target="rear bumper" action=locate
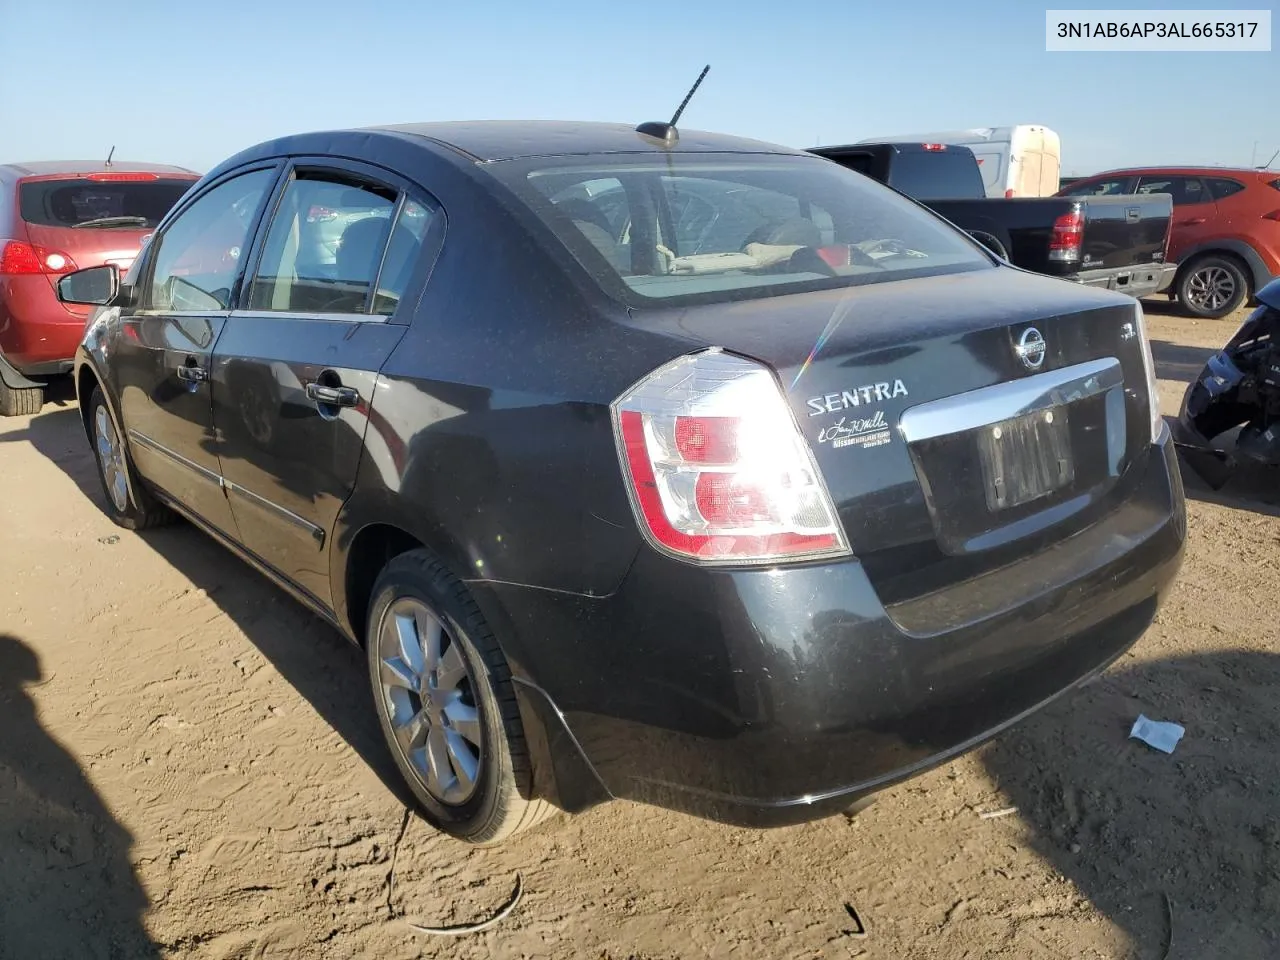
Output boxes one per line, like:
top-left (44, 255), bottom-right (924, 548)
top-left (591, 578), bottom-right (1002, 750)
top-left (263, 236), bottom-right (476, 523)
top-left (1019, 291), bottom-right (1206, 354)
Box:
top-left (0, 276), bottom-right (88, 373)
top-left (471, 430), bottom-right (1187, 826)
top-left (1074, 262), bottom-right (1177, 299)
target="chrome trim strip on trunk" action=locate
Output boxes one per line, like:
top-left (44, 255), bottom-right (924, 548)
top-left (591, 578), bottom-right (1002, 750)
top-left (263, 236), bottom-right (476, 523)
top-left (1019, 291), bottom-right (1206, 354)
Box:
top-left (224, 480), bottom-right (326, 547)
top-left (898, 357), bottom-right (1123, 443)
top-left (127, 430), bottom-right (222, 486)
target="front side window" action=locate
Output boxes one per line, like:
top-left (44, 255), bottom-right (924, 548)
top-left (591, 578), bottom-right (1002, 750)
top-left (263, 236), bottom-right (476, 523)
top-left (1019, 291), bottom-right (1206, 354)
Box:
top-left (1065, 177), bottom-right (1134, 197)
top-left (146, 169), bottom-right (274, 312)
top-left (490, 153), bottom-right (991, 306)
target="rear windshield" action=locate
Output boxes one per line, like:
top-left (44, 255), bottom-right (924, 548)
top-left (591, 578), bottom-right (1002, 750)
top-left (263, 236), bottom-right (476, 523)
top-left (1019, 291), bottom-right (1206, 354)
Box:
top-left (20, 178), bottom-right (194, 229)
top-left (489, 153), bottom-right (992, 307)
top-left (886, 151), bottom-right (985, 200)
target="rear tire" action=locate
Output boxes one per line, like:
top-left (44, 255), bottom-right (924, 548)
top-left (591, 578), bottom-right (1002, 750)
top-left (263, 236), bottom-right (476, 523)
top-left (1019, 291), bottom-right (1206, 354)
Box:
top-left (87, 386), bottom-right (175, 530)
top-left (0, 375), bottom-right (43, 417)
top-left (1177, 255), bottom-right (1249, 319)
top-left (366, 549), bottom-right (557, 845)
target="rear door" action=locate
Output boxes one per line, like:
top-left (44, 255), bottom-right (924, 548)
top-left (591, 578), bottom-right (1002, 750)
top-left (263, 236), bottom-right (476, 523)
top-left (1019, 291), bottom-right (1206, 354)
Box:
top-left (1135, 174), bottom-right (1218, 262)
top-left (114, 166), bottom-right (279, 537)
top-left (211, 160), bottom-right (439, 607)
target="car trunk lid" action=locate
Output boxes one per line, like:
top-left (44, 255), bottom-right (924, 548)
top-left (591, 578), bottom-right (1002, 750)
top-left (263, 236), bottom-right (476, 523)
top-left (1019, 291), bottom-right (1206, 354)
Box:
top-left (627, 268), bottom-right (1153, 603)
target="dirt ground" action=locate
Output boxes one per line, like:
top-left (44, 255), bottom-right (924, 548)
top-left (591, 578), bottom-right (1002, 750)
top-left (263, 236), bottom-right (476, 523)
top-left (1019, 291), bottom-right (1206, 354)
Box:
top-left (2, 301), bottom-right (1278, 960)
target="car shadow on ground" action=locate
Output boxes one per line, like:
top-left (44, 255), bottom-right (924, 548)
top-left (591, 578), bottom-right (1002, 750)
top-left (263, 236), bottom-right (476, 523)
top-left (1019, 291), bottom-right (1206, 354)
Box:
top-left (0, 633), bottom-right (160, 958)
top-left (1150, 338), bottom-right (1214, 385)
top-left (8, 401), bottom-right (417, 813)
top-left (982, 649), bottom-right (1280, 958)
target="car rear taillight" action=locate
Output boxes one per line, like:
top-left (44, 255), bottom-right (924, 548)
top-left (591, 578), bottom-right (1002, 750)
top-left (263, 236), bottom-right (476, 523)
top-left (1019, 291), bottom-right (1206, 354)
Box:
top-left (1005, 188), bottom-right (1016, 198)
top-left (922, 143), bottom-right (946, 151)
top-left (0, 240), bottom-right (78, 276)
top-left (86, 172), bottom-right (158, 182)
top-left (1048, 210), bottom-right (1084, 261)
top-left (612, 349), bottom-right (850, 565)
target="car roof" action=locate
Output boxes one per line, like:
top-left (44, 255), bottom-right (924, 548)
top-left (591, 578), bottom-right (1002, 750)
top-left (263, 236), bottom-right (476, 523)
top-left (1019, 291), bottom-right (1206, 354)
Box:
top-left (0, 160), bottom-right (199, 181)
top-left (1080, 166), bottom-right (1269, 178)
top-left (366, 120), bottom-right (806, 162)
top-left (814, 141), bottom-right (976, 154)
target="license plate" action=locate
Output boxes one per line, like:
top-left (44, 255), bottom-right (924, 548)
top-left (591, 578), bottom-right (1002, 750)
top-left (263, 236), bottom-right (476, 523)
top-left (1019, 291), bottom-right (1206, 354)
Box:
top-left (977, 406), bottom-right (1074, 511)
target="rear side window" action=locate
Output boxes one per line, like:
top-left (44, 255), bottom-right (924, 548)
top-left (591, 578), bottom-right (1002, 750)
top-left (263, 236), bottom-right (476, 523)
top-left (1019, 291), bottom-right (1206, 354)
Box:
top-left (1206, 177), bottom-right (1246, 200)
top-left (1136, 176), bottom-right (1209, 206)
top-left (19, 177), bottom-right (193, 229)
top-left (248, 173), bottom-right (433, 316)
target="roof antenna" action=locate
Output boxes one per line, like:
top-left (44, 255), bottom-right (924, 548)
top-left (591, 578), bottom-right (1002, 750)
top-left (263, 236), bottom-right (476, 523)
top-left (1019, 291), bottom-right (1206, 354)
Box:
top-left (105, 145), bottom-right (116, 168)
top-left (1260, 148), bottom-right (1280, 170)
top-left (636, 65), bottom-right (710, 147)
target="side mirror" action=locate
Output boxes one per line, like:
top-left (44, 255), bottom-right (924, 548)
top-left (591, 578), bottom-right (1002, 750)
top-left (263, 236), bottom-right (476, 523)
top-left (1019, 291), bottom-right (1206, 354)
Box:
top-left (57, 265), bottom-right (120, 306)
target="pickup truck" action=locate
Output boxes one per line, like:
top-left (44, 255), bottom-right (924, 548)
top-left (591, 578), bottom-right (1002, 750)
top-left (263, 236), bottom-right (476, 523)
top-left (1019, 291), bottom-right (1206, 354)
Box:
top-left (810, 141), bottom-right (1177, 299)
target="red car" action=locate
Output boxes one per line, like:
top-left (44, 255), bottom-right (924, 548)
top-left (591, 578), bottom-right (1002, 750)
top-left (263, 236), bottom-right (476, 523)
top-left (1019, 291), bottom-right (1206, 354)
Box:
top-left (1058, 166), bottom-right (1280, 319)
top-left (0, 161), bottom-right (198, 414)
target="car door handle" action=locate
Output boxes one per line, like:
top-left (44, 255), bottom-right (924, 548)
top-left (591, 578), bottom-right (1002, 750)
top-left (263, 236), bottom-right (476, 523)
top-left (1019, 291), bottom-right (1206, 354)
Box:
top-left (176, 363), bottom-right (208, 383)
top-left (305, 382), bottom-right (360, 407)
top-left (1178, 217), bottom-right (1206, 225)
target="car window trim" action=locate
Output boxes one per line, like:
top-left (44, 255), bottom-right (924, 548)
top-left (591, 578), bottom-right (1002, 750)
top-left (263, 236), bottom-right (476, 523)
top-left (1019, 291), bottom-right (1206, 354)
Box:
top-left (134, 162), bottom-right (284, 317)
top-left (238, 157), bottom-right (434, 324)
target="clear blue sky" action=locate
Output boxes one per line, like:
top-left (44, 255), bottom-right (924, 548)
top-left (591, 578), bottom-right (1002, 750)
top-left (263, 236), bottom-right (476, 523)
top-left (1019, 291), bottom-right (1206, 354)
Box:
top-left (1, 0), bottom-right (1274, 176)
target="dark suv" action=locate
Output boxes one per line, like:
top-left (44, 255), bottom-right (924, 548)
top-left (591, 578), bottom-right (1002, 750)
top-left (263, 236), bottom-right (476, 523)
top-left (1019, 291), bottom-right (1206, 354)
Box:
top-left (59, 122), bottom-right (1186, 845)
top-left (1059, 166), bottom-right (1280, 318)
top-left (0, 161), bottom-right (198, 414)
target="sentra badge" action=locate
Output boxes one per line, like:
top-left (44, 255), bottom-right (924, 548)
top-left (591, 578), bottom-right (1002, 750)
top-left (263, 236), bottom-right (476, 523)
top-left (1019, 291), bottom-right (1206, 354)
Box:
top-left (806, 380), bottom-right (907, 417)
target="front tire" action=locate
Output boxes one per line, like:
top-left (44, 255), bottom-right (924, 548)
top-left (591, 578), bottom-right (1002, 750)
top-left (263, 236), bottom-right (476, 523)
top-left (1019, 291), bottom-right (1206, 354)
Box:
top-left (366, 550), bottom-right (556, 845)
top-left (88, 386), bottom-right (175, 530)
top-left (1177, 255), bottom-right (1249, 319)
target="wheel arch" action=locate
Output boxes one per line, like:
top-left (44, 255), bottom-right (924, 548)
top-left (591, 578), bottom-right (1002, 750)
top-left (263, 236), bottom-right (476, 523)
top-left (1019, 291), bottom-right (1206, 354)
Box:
top-left (1174, 240), bottom-right (1269, 295)
top-left (338, 520), bottom-right (429, 646)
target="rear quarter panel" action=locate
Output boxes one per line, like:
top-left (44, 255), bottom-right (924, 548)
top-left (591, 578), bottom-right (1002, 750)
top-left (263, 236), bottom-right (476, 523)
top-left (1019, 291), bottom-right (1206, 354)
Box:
top-left (328, 152), bottom-right (702, 641)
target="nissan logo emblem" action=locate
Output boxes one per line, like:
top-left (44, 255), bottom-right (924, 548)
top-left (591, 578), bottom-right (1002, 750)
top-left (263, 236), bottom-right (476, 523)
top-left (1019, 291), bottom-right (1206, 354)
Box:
top-left (1016, 327), bottom-right (1047, 371)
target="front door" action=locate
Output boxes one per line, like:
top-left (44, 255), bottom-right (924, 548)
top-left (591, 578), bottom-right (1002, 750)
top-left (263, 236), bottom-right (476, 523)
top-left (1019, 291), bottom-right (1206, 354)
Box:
top-left (115, 167), bottom-right (278, 536)
top-left (211, 162), bottom-right (437, 606)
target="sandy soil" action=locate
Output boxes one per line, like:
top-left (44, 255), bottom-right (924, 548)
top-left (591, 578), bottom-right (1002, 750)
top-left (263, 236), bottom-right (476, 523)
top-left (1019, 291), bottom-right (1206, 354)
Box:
top-left (1, 301), bottom-right (1277, 960)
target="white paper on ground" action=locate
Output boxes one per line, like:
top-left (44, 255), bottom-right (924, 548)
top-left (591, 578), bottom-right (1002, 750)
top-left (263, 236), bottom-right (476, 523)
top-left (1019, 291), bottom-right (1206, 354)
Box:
top-left (1129, 714), bottom-right (1185, 754)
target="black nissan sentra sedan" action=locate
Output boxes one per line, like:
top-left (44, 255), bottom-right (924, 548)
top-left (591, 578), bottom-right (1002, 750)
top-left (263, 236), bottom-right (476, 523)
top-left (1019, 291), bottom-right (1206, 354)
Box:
top-left (57, 120), bottom-right (1186, 845)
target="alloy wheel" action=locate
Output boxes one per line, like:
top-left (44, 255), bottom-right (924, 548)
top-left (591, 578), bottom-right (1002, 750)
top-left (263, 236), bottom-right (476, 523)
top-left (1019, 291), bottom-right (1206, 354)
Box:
top-left (375, 598), bottom-right (483, 805)
top-left (1186, 265), bottom-right (1236, 314)
top-left (94, 405), bottom-right (129, 513)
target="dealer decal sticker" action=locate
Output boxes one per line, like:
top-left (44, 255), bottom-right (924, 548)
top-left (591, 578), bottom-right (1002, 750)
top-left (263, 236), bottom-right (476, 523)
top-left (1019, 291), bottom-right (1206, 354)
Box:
top-left (818, 410), bottom-right (892, 450)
